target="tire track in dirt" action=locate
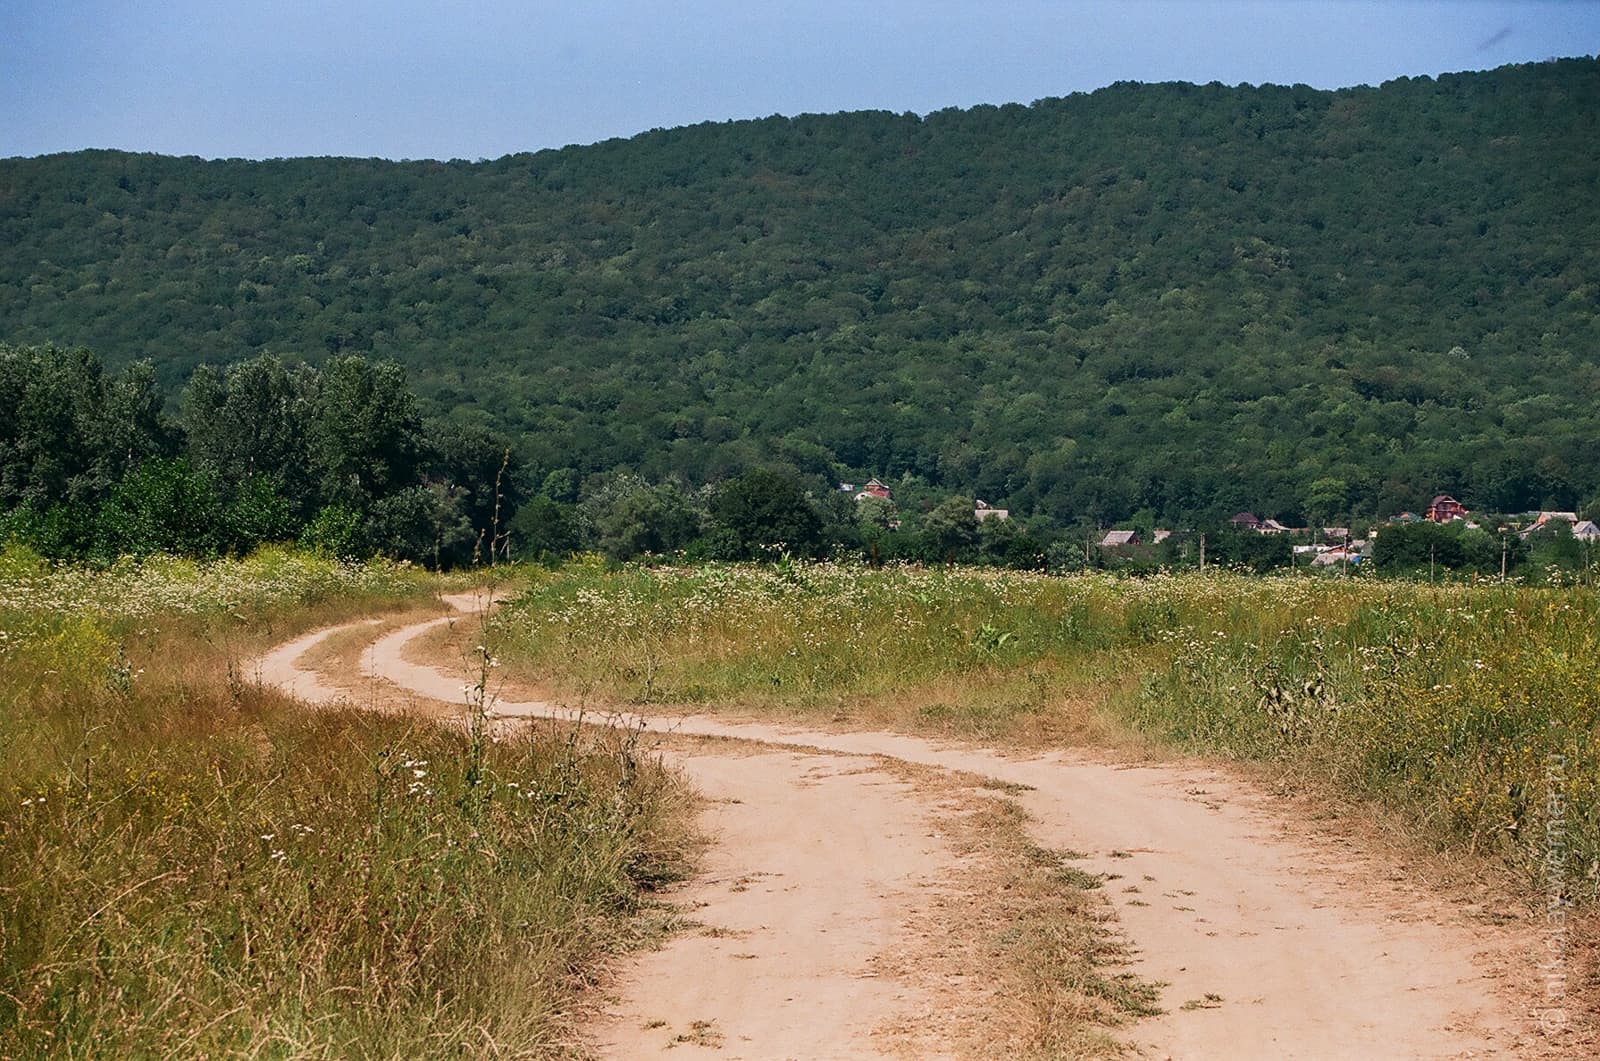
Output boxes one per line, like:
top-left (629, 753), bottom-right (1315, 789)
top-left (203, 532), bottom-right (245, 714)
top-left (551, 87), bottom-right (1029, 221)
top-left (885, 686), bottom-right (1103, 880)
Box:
top-left (257, 594), bottom-right (1540, 1060)
top-left (257, 602), bottom-right (977, 1060)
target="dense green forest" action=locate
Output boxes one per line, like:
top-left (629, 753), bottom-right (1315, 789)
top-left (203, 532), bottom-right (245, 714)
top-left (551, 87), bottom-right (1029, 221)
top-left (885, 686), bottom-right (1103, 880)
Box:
top-left (2, 58), bottom-right (1598, 526)
top-left (0, 345), bottom-right (516, 565)
top-left (4, 342), bottom-right (1595, 579)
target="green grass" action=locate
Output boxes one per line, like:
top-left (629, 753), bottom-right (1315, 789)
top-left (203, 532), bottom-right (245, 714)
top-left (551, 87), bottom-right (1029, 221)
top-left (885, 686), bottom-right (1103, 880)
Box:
top-left (493, 561), bottom-right (1600, 906)
top-left (0, 549), bottom-right (694, 1058)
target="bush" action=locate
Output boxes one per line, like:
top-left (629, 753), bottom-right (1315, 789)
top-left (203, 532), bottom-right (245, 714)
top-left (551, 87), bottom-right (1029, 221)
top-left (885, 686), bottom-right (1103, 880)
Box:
top-left (94, 458), bottom-right (225, 557)
top-left (710, 469), bottom-right (825, 559)
top-left (298, 504), bottom-right (364, 559)
top-left (222, 476), bottom-right (297, 552)
top-left (1372, 520), bottom-right (1523, 577)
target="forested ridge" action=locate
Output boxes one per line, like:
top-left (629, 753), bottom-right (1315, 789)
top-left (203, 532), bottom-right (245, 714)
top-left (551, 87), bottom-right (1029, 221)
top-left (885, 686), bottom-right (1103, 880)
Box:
top-left (3, 57), bottom-right (1598, 526)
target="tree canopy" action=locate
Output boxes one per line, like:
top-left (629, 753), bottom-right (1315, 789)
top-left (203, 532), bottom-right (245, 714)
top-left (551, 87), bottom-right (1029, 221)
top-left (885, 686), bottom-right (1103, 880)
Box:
top-left (2, 59), bottom-right (1598, 527)
top-left (0, 344), bottom-right (512, 564)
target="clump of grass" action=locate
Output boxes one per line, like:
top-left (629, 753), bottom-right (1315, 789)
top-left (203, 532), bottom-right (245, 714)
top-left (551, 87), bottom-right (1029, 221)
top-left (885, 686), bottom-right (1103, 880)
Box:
top-left (0, 552), bottom-right (693, 1057)
top-left (955, 799), bottom-right (1162, 1059)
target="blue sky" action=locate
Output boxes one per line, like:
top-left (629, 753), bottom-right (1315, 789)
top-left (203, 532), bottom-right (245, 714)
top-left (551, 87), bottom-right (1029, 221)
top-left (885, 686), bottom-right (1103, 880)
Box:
top-left (3, 1), bottom-right (1596, 160)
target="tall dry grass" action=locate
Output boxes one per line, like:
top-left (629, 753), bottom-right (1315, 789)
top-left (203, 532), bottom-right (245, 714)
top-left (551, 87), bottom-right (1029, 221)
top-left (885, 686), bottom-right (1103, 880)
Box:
top-left (0, 547), bottom-right (694, 1057)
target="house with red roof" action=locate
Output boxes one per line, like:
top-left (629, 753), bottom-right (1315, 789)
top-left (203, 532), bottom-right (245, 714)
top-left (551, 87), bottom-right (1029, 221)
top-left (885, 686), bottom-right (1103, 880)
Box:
top-left (1425, 495), bottom-right (1468, 522)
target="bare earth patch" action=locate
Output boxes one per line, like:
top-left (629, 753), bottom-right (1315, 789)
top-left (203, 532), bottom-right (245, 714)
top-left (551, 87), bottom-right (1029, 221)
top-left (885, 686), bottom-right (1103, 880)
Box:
top-left (589, 750), bottom-right (954, 1059)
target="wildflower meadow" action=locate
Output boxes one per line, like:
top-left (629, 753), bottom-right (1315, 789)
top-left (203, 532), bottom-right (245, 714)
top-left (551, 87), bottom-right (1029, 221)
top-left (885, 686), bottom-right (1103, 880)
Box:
top-left (494, 561), bottom-right (1600, 904)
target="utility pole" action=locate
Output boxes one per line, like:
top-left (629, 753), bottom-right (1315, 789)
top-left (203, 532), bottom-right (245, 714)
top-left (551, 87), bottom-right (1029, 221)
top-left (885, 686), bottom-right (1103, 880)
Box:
top-left (1199, 532), bottom-right (1206, 572)
top-left (1430, 544), bottom-right (1436, 583)
top-left (1500, 533), bottom-right (1508, 583)
top-left (1342, 533), bottom-right (1350, 579)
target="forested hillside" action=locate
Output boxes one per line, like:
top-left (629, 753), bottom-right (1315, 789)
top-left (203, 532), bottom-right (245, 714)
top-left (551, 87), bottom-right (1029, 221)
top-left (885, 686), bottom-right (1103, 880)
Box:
top-left (3, 58), bottom-right (1598, 524)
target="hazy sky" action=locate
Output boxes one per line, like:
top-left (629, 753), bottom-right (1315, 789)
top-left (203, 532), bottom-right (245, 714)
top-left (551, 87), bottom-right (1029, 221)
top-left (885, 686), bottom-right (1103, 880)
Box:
top-left (3, 1), bottom-right (1596, 160)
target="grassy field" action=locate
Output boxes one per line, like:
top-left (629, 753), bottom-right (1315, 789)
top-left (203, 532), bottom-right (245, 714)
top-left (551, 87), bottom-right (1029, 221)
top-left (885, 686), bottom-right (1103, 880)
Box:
top-left (492, 561), bottom-right (1600, 907)
top-left (0, 547), bottom-right (694, 1058)
top-left (13, 550), bottom-right (1596, 1052)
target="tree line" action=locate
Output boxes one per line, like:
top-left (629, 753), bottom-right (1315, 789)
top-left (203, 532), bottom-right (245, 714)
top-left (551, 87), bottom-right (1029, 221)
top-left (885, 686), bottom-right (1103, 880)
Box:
top-left (0, 342), bottom-right (1281, 570)
top-left (0, 344), bottom-right (511, 564)
top-left (4, 342), bottom-right (1595, 583)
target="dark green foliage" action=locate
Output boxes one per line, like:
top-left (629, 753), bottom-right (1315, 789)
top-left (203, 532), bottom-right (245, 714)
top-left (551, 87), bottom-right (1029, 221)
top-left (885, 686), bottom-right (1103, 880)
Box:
top-left (309, 356), bottom-right (426, 510)
top-left (1045, 538), bottom-right (1090, 574)
top-left (426, 422), bottom-right (519, 544)
top-left (0, 344), bottom-right (507, 565)
top-left (1202, 527), bottom-right (1295, 574)
top-left (977, 517), bottom-right (1047, 571)
top-left (223, 476), bottom-right (297, 549)
top-left (578, 475), bottom-right (702, 561)
top-left (920, 497), bottom-right (981, 563)
top-left (95, 457), bottom-right (223, 557)
top-left (814, 490), bottom-right (864, 558)
top-left (3, 60), bottom-right (1598, 526)
top-left (1370, 520), bottom-right (1523, 576)
top-left (183, 355), bottom-right (316, 515)
top-left (709, 469), bottom-right (825, 559)
top-left (0, 345), bottom-right (170, 508)
top-left (540, 469), bottom-right (581, 505)
top-left (1523, 522), bottom-right (1591, 575)
top-left (508, 495), bottom-right (582, 560)
top-left (363, 485), bottom-right (472, 564)
top-left (0, 502), bottom-right (97, 560)
top-left (298, 504), bottom-right (364, 559)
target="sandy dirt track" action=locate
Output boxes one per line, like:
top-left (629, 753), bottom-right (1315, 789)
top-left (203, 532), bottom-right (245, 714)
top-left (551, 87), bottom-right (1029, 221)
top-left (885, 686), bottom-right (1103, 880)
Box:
top-left (593, 752), bottom-right (963, 1060)
top-left (254, 593), bottom-right (1541, 1060)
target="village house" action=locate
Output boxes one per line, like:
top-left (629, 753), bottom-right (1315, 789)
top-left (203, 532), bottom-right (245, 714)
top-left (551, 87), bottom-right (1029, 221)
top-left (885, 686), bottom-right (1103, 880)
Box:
top-left (1230, 512), bottom-right (1263, 531)
top-left (1099, 529), bottom-right (1139, 548)
top-left (855, 478), bottom-right (892, 501)
top-left (1575, 520), bottom-right (1600, 542)
top-left (1519, 510), bottom-right (1579, 539)
top-left (973, 500), bottom-right (1009, 522)
top-left (1426, 495), bottom-right (1468, 522)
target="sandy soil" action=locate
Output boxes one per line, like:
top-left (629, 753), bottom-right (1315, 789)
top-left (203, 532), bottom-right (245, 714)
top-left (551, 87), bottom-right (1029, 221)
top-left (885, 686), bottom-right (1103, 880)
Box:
top-left (251, 592), bottom-right (1550, 1060)
top-left (251, 616), bottom-right (382, 703)
top-left (592, 752), bottom-right (961, 1060)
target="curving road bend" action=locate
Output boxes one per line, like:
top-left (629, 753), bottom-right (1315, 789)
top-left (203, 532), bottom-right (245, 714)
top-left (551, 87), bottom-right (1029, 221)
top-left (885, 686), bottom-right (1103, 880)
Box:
top-left (253, 592), bottom-right (1538, 1060)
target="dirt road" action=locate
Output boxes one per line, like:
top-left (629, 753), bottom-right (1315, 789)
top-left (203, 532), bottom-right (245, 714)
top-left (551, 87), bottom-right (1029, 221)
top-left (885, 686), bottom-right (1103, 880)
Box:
top-left (253, 594), bottom-right (1540, 1059)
